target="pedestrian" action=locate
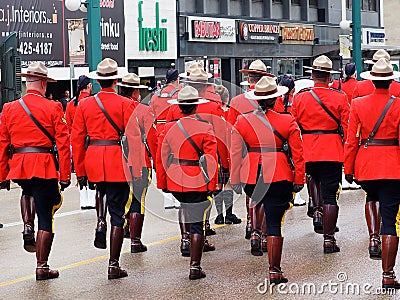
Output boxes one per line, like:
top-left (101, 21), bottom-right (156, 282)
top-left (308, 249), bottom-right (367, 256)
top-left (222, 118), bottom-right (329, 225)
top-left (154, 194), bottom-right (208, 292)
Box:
top-left (331, 63), bottom-right (358, 104)
top-left (0, 61), bottom-right (71, 280)
top-left (345, 59), bottom-right (400, 275)
top-left (149, 68), bottom-right (181, 210)
top-left (230, 76), bottom-right (305, 284)
top-left (352, 49), bottom-right (400, 99)
top-left (71, 58), bottom-right (144, 279)
top-left (156, 85), bottom-right (218, 280)
top-left (66, 75), bottom-right (96, 209)
top-left (59, 90), bottom-right (71, 113)
top-left (118, 73), bottom-right (156, 253)
top-left (227, 59), bottom-right (275, 253)
top-left (292, 55), bottom-right (349, 253)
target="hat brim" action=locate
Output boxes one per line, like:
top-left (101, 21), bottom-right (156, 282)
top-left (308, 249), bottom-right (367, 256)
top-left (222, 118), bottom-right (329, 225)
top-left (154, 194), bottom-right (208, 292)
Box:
top-left (87, 70), bottom-right (124, 80)
top-left (294, 79), bottom-right (314, 95)
top-left (17, 73), bottom-right (57, 82)
top-left (303, 66), bottom-right (340, 74)
top-left (245, 86), bottom-right (289, 100)
top-left (117, 83), bottom-right (148, 89)
top-left (167, 98), bottom-right (209, 105)
top-left (239, 69), bottom-right (272, 76)
top-left (179, 72), bottom-right (213, 79)
top-left (360, 71), bottom-right (400, 81)
top-left (240, 81), bottom-right (250, 86)
top-left (365, 59), bottom-right (398, 65)
top-left (184, 80), bottom-right (215, 85)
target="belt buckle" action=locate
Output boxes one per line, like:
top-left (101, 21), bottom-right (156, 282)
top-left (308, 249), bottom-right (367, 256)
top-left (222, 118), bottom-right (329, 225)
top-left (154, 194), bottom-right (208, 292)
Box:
top-left (364, 140), bottom-right (369, 148)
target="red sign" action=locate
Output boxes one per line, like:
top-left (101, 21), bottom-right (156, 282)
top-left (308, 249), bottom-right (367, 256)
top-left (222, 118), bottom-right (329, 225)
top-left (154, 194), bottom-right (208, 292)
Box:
top-left (192, 20), bottom-right (221, 39)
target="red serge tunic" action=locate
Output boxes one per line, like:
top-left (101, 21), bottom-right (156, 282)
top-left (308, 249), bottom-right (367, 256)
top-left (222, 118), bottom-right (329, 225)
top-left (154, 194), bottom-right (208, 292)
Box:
top-left (227, 90), bottom-right (256, 125)
top-left (230, 109), bottom-right (305, 185)
top-left (344, 89), bottom-right (400, 180)
top-left (352, 80), bottom-right (400, 99)
top-left (292, 84), bottom-right (349, 163)
top-left (156, 115), bottom-right (218, 192)
top-left (65, 91), bottom-right (90, 134)
top-left (331, 78), bottom-right (358, 104)
top-left (274, 94), bottom-right (293, 113)
top-left (71, 89), bottom-right (143, 182)
top-left (0, 90), bottom-right (71, 181)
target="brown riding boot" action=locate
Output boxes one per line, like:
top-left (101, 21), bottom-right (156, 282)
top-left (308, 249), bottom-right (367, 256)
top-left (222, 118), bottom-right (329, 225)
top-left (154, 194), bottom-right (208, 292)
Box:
top-left (382, 235), bottom-right (400, 289)
top-left (130, 213), bottom-right (147, 253)
top-left (250, 202), bottom-right (264, 256)
top-left (323, 204), bottom-right (340, 254)
top-left (36, 230), bottom-right (59, 280)
top-left (245, 195), bottom-right (252, 239)
top-left (21, 195), bottom-right (36, 253)
top-left (306, 175), bottom-right (314, 218)
top-left (203, 238), bottom-right (215, 252)
top-left (267, 236), bottom-right (288, 284)
top-left (94, 189), bottom-right (107, 249)
top-left (179, 208), bottom-right (190, 257)
top-left (261, 214), bottom-right (268, 252)
top-left (189, 234), bottom-right (206, 280)
top-left (123, 216), bottom-right (130, 239)
top-left (108, 226), bottom-right (128, 280)
top-left (309, 177), bottom-right (323, 233)
top-left (365, 201), bottom-right (382, 260)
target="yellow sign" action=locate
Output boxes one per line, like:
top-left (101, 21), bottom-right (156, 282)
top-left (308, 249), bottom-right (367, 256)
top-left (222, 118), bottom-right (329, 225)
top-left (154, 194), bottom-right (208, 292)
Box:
top-left (280, 23), bottom-right (314, 45)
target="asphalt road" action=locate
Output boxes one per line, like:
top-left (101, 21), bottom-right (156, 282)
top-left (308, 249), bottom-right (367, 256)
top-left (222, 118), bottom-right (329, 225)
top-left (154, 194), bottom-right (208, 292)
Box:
top-left (0, 177), bottom-right (399, 300)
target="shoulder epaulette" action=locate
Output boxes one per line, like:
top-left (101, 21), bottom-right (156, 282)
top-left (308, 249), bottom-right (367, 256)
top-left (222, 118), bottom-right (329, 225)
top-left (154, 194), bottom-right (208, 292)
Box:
top-left (329, 88), bottom-right (346, 95)
top-left (297, 87), bottom-right (313, 94)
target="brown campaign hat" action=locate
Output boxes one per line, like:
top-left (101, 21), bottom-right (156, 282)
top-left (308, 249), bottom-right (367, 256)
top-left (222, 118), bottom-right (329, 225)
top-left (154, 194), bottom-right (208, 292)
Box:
top-left (168, 86), bottom-right (209, 105)
top-left (117, 73), bottom-right (147, 88)
top-left (179, 62), bottom-right (212, 79)
top-left (360, 58), bottom-right (400, 81)
top-left (184, 68), bottom-right (214, 85)
top-left (364, 49), bottom-right (390, 65)
top-left (87, 58), bottom-right (124, 80)
top-left (303, 55), bottom-right (340, 74)
top-left (17, 61), bottom-right (56, 82)
top-left (239, 59), bottom-right (275, 77)
top-left (245, 76), bottom-right (288, 100)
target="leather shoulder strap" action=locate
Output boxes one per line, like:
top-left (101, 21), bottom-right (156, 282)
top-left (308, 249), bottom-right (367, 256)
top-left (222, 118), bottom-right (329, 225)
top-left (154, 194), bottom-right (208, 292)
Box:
top-left (309, 90), bottom-right (341, 125)
top-left (368, 96), bottom-right (396, 139)
top-left (19, 98), bottom-right (55, 144)
top-left (252, 111), bottom-right (286, 142)
top-left (94, 94), bottom-right (123, 135)
top-left (177, 120), bottom-right (203, 156)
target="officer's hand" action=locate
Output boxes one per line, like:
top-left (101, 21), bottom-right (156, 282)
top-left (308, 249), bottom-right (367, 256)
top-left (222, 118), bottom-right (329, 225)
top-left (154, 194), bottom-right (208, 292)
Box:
top-left (231, 183), bottom-right (242, 195)
top-left (77, 176), bottom-right (88, 189)
top-left (345, 174), bottom-right (354, 184)
top-left (293, 184), bottom-right (304, 193)
top-left (0, 180), bottom-right (10, 191)
top-left (60, 180), bottom-right (71, 191)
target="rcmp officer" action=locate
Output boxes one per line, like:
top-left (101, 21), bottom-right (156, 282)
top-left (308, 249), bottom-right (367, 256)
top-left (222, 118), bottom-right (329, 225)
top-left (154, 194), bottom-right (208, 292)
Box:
top-left (149, 68), bottom-right (181, 209)
top-left (118, 73), bottom-right (156, 253)
top-left (71, 58), bottom-right (144, 279)
top-left (0, 61), bottom-right (71, 280)
top-left (156, 85), bottom-right (218, 280)
top-left (230, 76), bottom-right (305, 284)
top-left (352, 50), bottom-right (400, 99)
top-left (344, 59), bottom-right (400, 289)
top-left (292, 55), bottom-right (349, 253)
top-left (227, 59), bottom-right (275, 253)
top-left (331, 63), bottom-right (358, 104)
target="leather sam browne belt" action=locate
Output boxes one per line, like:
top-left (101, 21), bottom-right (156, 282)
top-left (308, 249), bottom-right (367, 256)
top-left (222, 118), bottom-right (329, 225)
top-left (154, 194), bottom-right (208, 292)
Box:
top-left (248, 147), bottom-right (284, 152)
top-left (360, 138), bottom-right (398, 147)
top-left (89, 140), bottom-right (120, 146)
top-left (171, 158), bottom-right (199, 166)
top-left (13, 147), bottom-right (53, 154)
top-left (301, 129), bottom-right (340, 134)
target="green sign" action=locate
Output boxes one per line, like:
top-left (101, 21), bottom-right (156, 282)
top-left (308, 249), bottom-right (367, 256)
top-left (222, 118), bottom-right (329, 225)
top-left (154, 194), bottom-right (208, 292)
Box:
top-left (138, 1), bottom-right (167, 52)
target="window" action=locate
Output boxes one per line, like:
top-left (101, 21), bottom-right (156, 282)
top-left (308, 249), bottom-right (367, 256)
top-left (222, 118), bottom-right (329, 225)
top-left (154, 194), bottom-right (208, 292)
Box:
top-left (291, 0), bottom-right (301, 5)
top-left (251, 0), bottom-right (263, 17)
top-left (346, 0), bottom-right (352, 9)
top-left (272, 0), bottom-right (282, 3)
top-left (309, 0), bottom-right (318, 7)
top-left (230, 0), bottom-right (242, 15)
top-left (362, 0), bottom-right (377, 11)
top-left (205, 0), bottom-right (219, 14)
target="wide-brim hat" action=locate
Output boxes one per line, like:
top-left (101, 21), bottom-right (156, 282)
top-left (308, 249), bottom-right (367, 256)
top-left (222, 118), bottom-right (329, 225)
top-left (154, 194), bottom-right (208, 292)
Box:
top-left (117, 73), bottom-right (147, 88)
top-left (17, 61), bottom-right (56, 82)
top-left (88, 58), bottom-right (123, 80)
top-left (184, 68), bottom-right (214, 85)
top-left (167, 85), bottom-right (209, 105)
top-left (360, 58), bottom-right (400, 81)
top-left (365, 49), bottom-right (391, 65)
top-left (294, 79), bottom-right (314, 95)
top-left (179, 62), bottom-right (213, 79)
top-left (303, 55), bottom-right (340, 74)
top-left (245, 76), bottom-right (288, 100)
top-left (240, 60), bottom-right (274, 76)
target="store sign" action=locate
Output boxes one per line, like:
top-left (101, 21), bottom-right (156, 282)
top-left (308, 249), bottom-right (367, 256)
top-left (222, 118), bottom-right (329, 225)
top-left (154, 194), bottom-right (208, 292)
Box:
top-left (280, 23), bottom-right (314, 45)
top-left (126, 0), bottom-right (176, 59)
top-left (238, 20), bottom-right (279, 43)
top-left (187, 16), bottom-right (235, 43)
top-left (362, 28), bottom-right (385, 46)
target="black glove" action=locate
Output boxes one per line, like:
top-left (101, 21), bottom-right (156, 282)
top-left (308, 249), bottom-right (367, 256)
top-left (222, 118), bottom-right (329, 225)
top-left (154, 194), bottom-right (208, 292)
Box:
top-left (231, 183), bottom-right (242, 195)
top-left (345, 174), bottom-right (354, 184)
top-left (293, 184), bottom-right (304, 193)
top-left (60, 180), bottom-right (71, 191)
top-left (0, 180), bottom-right (10, 191)
top-left (77, 176), bottom-right (88, 189)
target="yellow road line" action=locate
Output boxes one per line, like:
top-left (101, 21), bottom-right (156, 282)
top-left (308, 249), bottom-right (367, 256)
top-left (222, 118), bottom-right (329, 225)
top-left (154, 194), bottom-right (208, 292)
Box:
top-left (0, 219), bottom-right (245, 288)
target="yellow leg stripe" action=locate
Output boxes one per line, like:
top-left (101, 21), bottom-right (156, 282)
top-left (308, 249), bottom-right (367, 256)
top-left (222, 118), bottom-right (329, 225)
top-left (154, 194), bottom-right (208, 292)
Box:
top-left (364, 192), bottom-right (368, 204)
top-left (52, 185), bottom-right (64, 233)
top-left (124, 184), bottom-right (134, 228)
top-left (280, 202), bottom-right (293, 236)
top-left (203, 195), bottom-right (213, 235)
top-left (395, 204), bottom-right (400, 237)
top-left (140, 168), bottom-right (152, 215)
top-left (335, 182), bottom-right (342, 205)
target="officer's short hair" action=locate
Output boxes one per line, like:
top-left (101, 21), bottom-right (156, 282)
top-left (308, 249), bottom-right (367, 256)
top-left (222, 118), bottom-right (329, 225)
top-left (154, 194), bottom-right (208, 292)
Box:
top-left (311, 70), bottom-right (330, 81)
top-left (98, 79), bottom-right (115, 88)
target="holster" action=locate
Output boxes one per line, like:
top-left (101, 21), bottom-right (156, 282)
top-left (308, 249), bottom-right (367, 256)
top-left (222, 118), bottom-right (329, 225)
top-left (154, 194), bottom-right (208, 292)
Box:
top-left (121, 134), bottom-right (129, 162)
top-left (282, 141), bottom-right (295, 170)
top-left (52, 143), bottom-right (60, 171)
top-left (199, 155), bottom-right (210, 184)
top-left (8, 144), bottom-right (15, 159)
top-left (84, 135), bottom-right (90, 150)
top-left (166, 153), bottom-right (174, 168)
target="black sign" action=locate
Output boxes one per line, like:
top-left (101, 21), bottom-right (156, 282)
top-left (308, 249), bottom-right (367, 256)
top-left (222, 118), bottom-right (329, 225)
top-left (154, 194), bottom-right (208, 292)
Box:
top-left (0, 0), bottom-right (125, 68)
top-left (238, 20), bottom-right (279, 44)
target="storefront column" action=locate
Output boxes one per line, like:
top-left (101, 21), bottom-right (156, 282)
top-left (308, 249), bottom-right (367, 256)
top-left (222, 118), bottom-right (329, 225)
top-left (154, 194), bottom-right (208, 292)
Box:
top-left (300, 0), bottom-right (309, 21)
top-left (263, 0), bottom-right (272, 18)
top-left (283, 0), bottom-right (291, 20)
